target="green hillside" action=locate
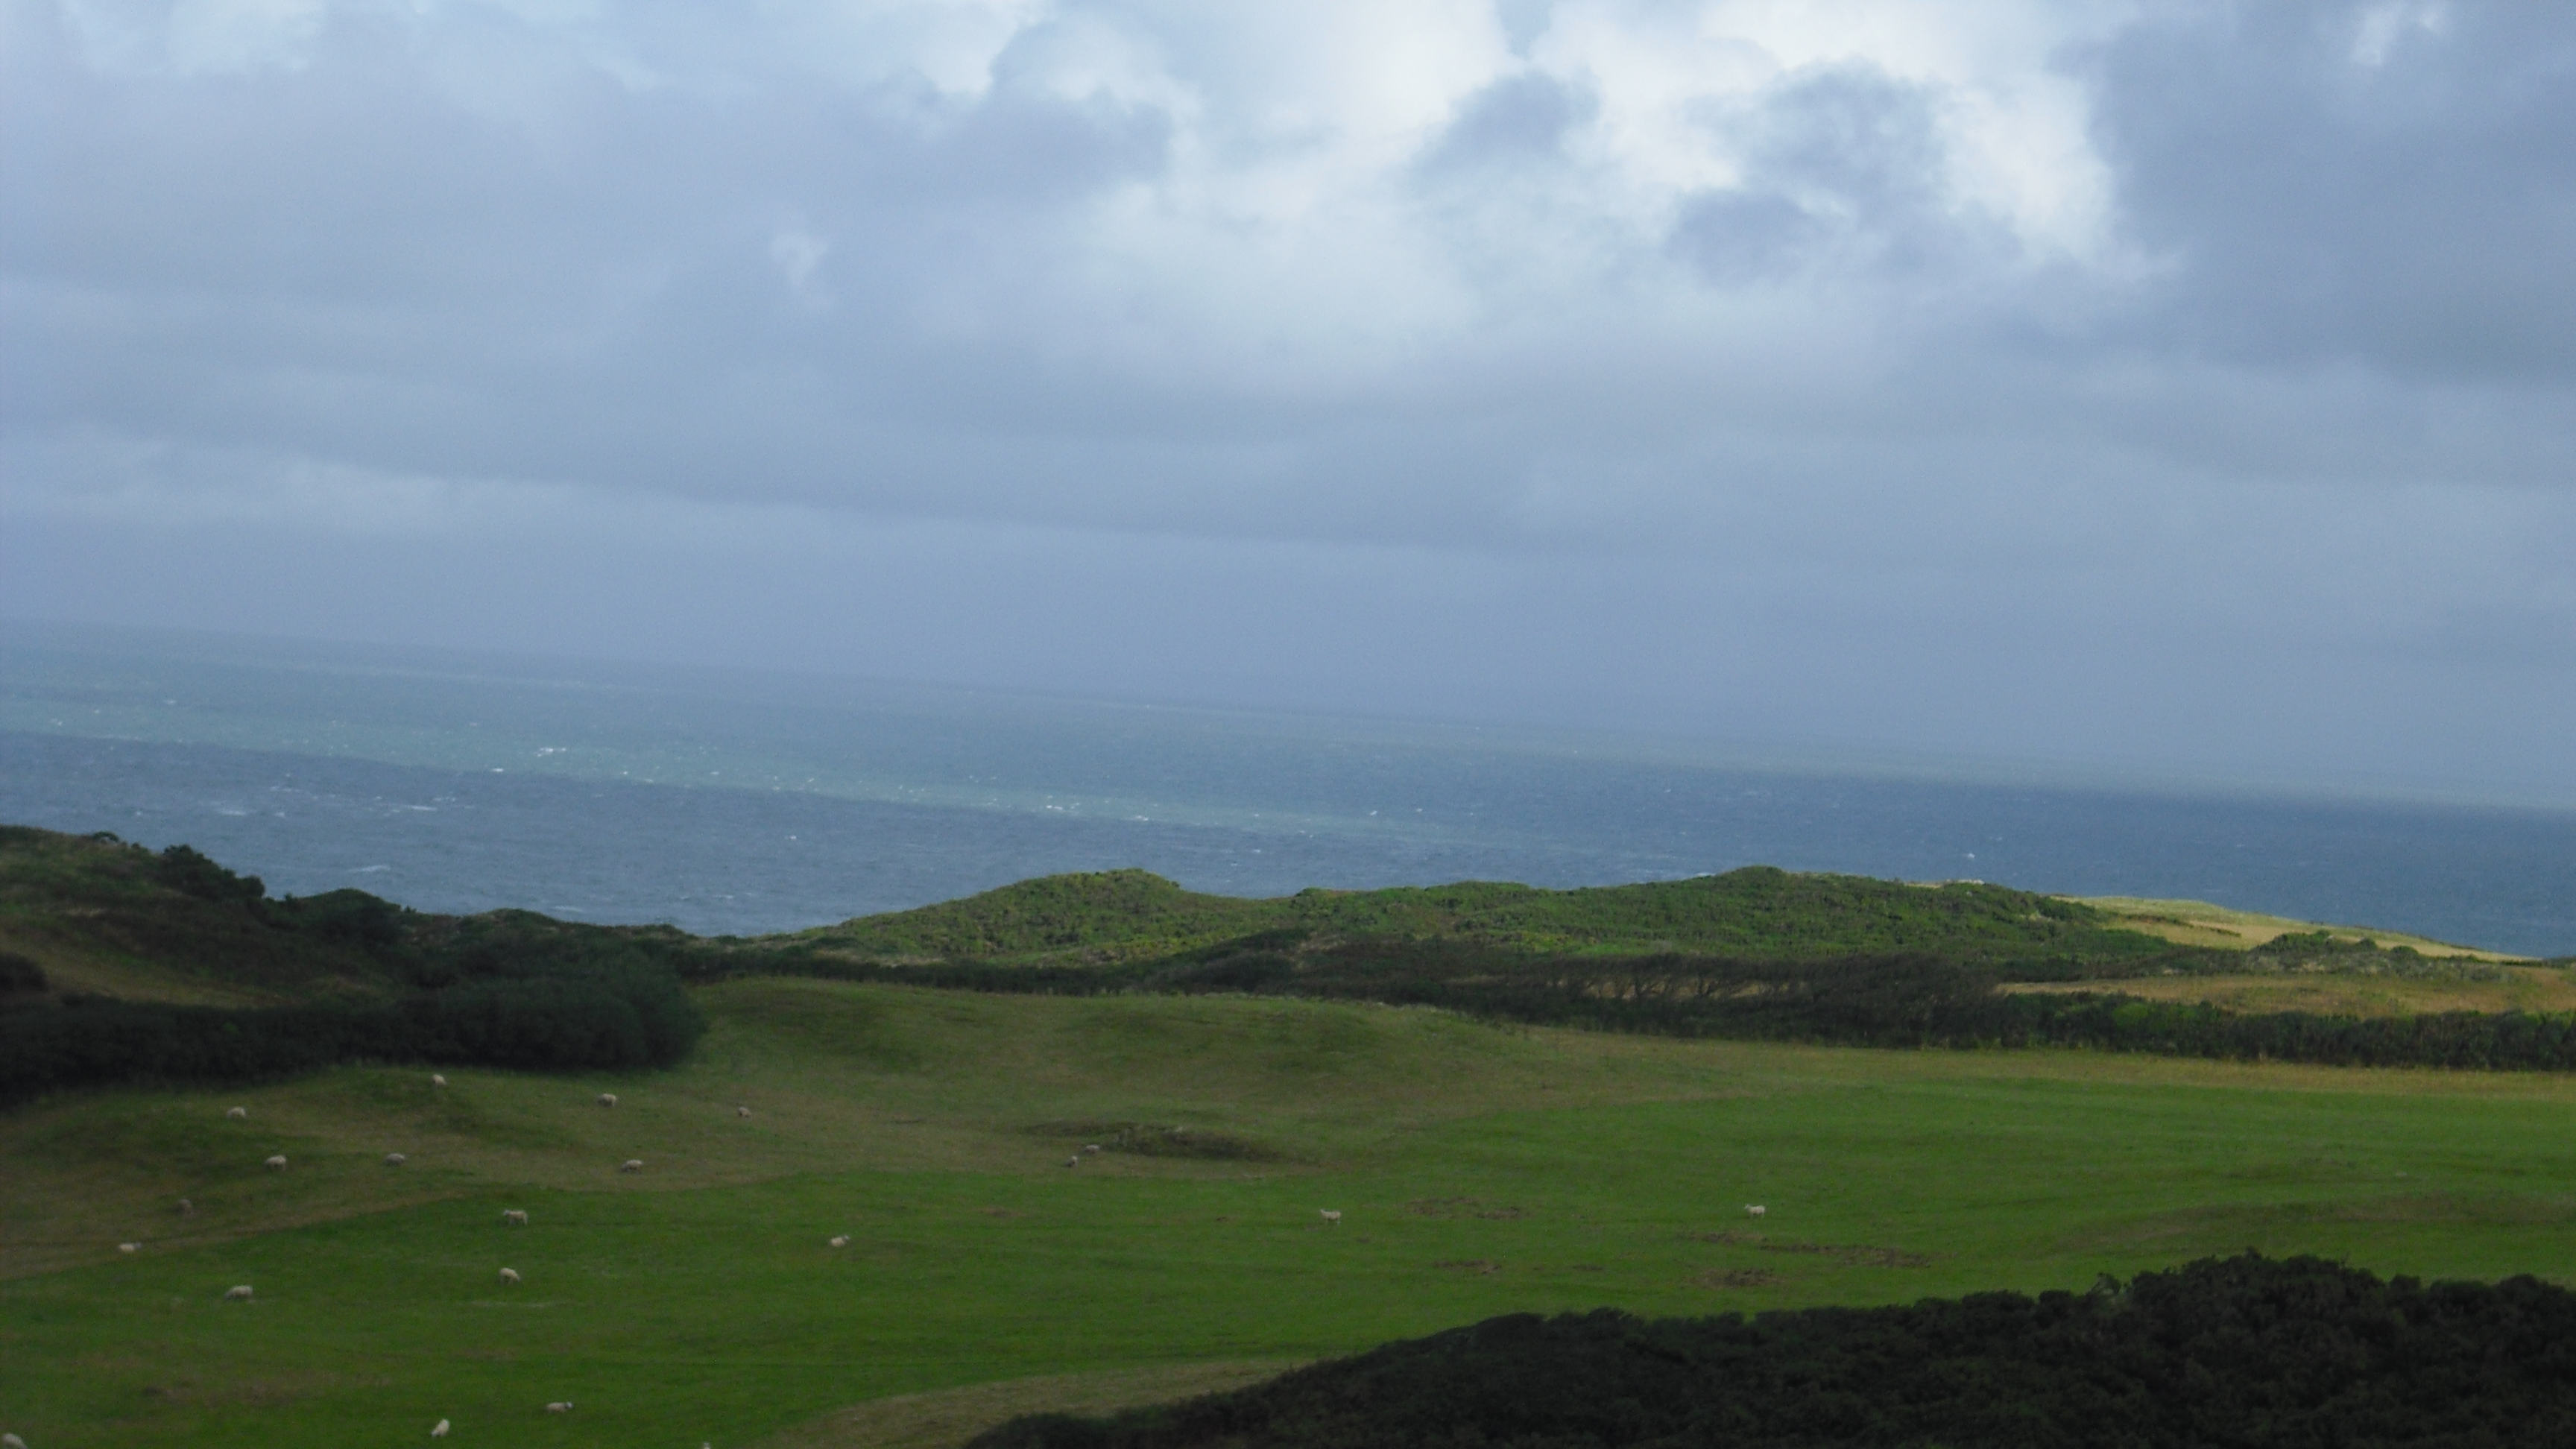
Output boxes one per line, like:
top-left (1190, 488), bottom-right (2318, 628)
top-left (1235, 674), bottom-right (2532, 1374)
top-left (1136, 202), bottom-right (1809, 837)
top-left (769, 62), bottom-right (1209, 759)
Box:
top-left (786, 865), bottom-right (2171, 967)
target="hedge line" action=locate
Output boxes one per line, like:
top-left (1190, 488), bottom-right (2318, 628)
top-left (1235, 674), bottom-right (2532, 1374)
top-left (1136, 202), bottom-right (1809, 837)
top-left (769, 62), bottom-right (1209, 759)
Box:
top-left (0, 968), bottom-right (702, 1106)
top-left (757, 940), bottom-right (2576, 1073)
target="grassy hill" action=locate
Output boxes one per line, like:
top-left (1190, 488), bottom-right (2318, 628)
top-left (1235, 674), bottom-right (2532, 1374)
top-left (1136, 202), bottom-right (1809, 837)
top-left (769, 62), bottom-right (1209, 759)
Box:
top-left (784, 866), bottom-right (2176, 967)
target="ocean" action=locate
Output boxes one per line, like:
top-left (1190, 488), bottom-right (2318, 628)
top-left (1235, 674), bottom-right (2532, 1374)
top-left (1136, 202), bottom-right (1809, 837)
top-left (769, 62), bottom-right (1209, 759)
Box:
top-left (4, 623), bottom-right (2570, 956)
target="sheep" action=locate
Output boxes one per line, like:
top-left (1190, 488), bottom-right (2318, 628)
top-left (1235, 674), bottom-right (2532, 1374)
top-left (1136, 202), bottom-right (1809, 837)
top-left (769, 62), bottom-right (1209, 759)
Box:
top-left (432, 1419), bottom-right (449, 1438)
top-left (1083, 1143), bottom-right (1101, 1154)
top-left (828, 1235), bottom-right (850, 1248)
top-left (1319, 1210), bottom-right (1342, 1225)
top-left (265, 1155), bottom-right (288, 1171)
top-left (224, 1285), bottom-right (254, 1301)
top-left (619, 1159), bottom-right (644, 1173)
top-left (546, 1401), bottom-right (574, 1414)
top-left (4, 1433), bottom-right (26, 1449)
top-left (1064, 1156), bottom-right (1080, 1169)
top-left (177, 1198), bottom-right (195, 1217)
top-left (499, 1268), bottom-right (521, 1285)
top-left (119, 1242), bottom-right (140, 1253)
top-left (226, 1106), bottom-right (247, 1120)
top-left (502, 1209), bottom-right (528, 1226)
top-left (1745, 1205), bottom-right (1767, 1218)
top-left (736, 1105), bottom-right (752, 1119)
top-left (596, 1093), bottom-right (617, 1108)
top-left (432, 1074), bottom-right (448, 1088)
top-left (385, 1152), bottom-right (408, 1167)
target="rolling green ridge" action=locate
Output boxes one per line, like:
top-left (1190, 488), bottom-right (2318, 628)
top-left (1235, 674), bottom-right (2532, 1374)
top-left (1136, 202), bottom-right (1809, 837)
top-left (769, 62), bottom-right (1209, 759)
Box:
top-left (780, 866), bottom-right (2172, 968)
top-left (7, 824), bottom-right (2569, 1108)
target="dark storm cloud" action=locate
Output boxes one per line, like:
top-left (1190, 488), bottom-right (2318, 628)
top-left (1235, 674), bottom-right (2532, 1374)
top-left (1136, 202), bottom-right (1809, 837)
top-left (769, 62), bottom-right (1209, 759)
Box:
top-left (2087, 1), bottom-right (2576, 379)
top-left (1667, 63), bottom-right (2010, 283)
top-left (1418, 72), bottom-right (1593, 172)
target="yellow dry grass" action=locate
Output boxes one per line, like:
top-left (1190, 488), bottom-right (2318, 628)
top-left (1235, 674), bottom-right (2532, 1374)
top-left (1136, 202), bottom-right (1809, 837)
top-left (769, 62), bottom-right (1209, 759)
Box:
top-left (2004, 966), bottom-right (2576, 1017)
top-left (2075, 897), bottom-right (2521, 960)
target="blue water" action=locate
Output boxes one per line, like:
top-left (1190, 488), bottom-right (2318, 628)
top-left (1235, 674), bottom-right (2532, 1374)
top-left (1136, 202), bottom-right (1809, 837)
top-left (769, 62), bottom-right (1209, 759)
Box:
top-left (4, 624), bottom-right (2571, 955)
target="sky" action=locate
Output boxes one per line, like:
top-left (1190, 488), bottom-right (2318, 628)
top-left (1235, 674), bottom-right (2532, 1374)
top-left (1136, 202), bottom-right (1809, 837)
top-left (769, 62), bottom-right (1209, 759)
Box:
top-left (3, 0), bottom-right (2572, 804)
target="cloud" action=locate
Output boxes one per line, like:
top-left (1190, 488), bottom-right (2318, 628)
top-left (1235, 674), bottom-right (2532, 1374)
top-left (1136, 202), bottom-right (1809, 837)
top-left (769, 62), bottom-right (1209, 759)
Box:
top-left (2085, 0), bottom-right (2576, 380)
top-left (1, 0), bottom-right (2571, 797)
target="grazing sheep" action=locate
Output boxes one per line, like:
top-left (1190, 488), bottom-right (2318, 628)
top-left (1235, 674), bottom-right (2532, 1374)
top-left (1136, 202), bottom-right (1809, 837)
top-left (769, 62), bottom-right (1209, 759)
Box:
top-left (546, 1401), bottom-right (574, 1414)
top-left (1745, 1205), bottom-right (1767, 1218)
top-left (225, 1285), bottom-right (254, 1301)
top-left (1083, 1143), bottom-right (1101, 1154)
top-left (4, 1433), bottom-right (27, 1449)
top-left (432, 1419), bottom-right (449, 1438)
top-left (177, 1198), bottom-right (195, 1217)
top-left (265, 1155), bottom-right (288, 1171)
top-left (619, 1159), bottom-right (643, 1173)
top-left (119, 1242), bottom-right (140, 1253)
top-left (432, 1074), bottom-right (447, 1088)
top-left (1064, 1156), bottom-right (1080, 1169)
top-left (499, 1268), bottom-right (521, 1285)
top-left (1319, 1210), bottom-right (1342, 1225)
top-left (596, 1093), bottom-right (617, 1108)
top-left (736, 1105), bottom-right (751, 1119)
top-left (385, 1152), bottom-right (407, 1167)
top-left (828, 1235), bottom-right (850, 1248)
top-left (502, 1209), bottom-right (528, 1226)
top-left (226, 1106), bottom-right (247, 1120)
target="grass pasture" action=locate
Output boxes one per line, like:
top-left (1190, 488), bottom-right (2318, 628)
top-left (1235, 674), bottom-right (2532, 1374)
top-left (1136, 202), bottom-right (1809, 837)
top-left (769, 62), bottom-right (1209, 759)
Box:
top-left (6, 980), bottom-right (2576, 1448)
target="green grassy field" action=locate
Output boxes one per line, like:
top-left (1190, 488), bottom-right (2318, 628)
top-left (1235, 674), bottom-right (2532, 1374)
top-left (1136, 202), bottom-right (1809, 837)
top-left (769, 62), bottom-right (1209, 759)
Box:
top-left (7, 979), bottom-right (2575, 1448)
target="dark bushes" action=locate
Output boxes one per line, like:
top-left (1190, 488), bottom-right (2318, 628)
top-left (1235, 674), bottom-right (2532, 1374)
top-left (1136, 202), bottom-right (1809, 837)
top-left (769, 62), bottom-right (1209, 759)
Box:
top-left (0, 966), bottom-right (701, 1105)
top-left (0, 950), bottom-right (45, 995)
top-left (976, 1254), bottom-right (2576, 1448)
top-left (780, 938), bottom-right (2576, 1073)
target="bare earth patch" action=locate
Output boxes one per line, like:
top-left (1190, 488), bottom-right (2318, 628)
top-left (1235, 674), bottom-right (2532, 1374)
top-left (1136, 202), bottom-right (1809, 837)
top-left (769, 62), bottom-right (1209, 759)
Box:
top-left (752, 1360), bottom-right (1301, 1449)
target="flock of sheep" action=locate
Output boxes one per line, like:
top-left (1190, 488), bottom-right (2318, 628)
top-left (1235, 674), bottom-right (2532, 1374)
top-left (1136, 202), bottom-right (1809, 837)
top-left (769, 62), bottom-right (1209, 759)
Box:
top-left (36, 1078), bottom-right (1778, 1446)
top-left (157, 1076), bottom-right (774, 1436)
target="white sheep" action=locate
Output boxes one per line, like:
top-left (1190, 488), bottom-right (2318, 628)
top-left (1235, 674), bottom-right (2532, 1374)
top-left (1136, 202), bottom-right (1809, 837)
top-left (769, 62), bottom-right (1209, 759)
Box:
top-left (227, 1106), bottom-right (247, 1120)
top-left (502, 1209), bottom-right (528, 1226)
top-left (119, 1242), bottom-right (139, 1253)
top-left (177, 1198), bottom-right (195, 1217)
top-left (4, 1432), bottom-right (28, 1449)
top-left (1064, 1156), bottom-right (1080, 1169)
top-left (499, 1268), bottom-right (521, 1285)
top-left (596, 1093), bottom-right (617, 1108)
top-left (432, 1419), bottom-right (449, 1438)
top-left (828, 1235), bottom-right (850, 1248)
top-left (619, 1159), bottom-right (643, 1173)
top-left (1083, 1143), bottom-right (1101, 1154)
top-left (385, 1152), bottom-right (408, 1167)
top-left (265, 1155), bottom-right (288, 1171)
top-left (1319, 1210), bottom-right (1342, 1225)
top-left (432, 1074), bottom-right (448, 1088)
top-left (1745, 1205), bottom-right (1767, 1218)
top-left (225, 1285), bottom-right (254, 1301)
top-left (546, 1401), bottom-right (574, 1414)
top-left (736, 1105), bottom-right (751, 1119)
